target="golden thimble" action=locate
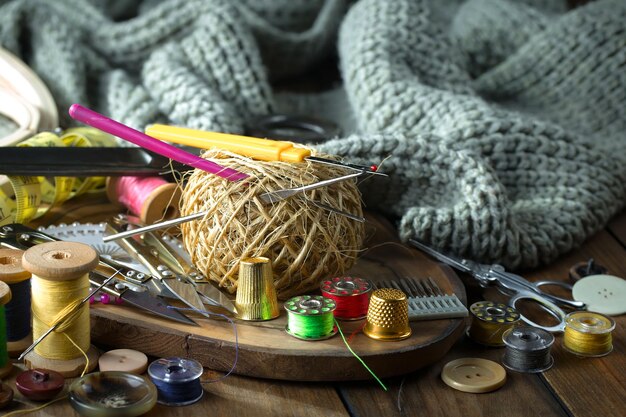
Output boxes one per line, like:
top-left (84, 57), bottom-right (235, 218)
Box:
top-left (363, 288), bottom-right (412, 341)
top-left (235, 257), bottom-right (280, 321)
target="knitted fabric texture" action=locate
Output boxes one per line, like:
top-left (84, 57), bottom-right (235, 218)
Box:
top-left (0, 0), bottom-right (624, 269)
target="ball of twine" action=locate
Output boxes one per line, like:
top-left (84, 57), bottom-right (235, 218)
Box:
top-left (180, 149), bottom-right (365, 300)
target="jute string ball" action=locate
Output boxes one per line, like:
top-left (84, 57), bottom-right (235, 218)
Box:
top-left (180, 149), bottom-right (365, 300)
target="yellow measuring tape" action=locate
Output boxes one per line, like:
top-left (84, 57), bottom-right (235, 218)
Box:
top-left (0, 127), bottom-right (117, 225)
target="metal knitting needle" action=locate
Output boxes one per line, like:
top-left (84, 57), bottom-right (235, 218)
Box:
top-left (103, 211), bottom-right (208, 242)
top-left (18, 269), bottom-right (120, 361)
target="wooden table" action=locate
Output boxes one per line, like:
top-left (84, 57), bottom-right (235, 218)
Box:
top-left (3, 194), bottom-right (625, 417)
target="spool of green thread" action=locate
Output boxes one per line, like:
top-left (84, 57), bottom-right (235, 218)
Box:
top-left (0, 281), bottom-right (14, 378)
top-left (284, 295), bottom-right (337, 340)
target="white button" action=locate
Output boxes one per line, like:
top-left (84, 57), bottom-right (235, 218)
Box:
top-left (572, 275), bottom-right (626, 316)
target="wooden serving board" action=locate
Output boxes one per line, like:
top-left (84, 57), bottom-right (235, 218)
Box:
top-left (89, 214), bottom-right (468, 382)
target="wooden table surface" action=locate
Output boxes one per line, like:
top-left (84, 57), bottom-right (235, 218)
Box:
top-left (2, 194), bottom-right (625, 417)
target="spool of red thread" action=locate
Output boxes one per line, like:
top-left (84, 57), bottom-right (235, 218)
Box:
top-left (106, 176), bottom-right (181, 225)
top-left (320, 276), bottom-right (372, 320)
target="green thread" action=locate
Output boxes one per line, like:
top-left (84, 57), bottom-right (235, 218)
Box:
top-left (335, 319), bottom-right (387, 391)
top-left (287, 312), bottom-right (334, 339)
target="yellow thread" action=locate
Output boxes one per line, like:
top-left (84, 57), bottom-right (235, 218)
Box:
top-left (31, 274), bottom-right (90, 360)
top-left (563, 311), bottom-right (615, 357)
top-left (468, 301), bottom-right (520, 346)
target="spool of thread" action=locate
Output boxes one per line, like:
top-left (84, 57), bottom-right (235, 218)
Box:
top-left (468, 301), bottom-right (520, 347)
top-left (502, 326), bottom-right (554, 373)
top-left (0, 281), bottom-right (14, 378)
top-left (22, 241), bottom-right (100, 377)
top-left (148, 357), bottom-right (204, 406)
top-left (284, 295), bottom-right (337, 340)
top-left (320, 276), bottom-right (372, 320)
top-left (0, 248), bottom-right (32, 357)
top-left (563, 311), bottom-right (615, 357)
top-left (106, 176), bottom-right (181, 225)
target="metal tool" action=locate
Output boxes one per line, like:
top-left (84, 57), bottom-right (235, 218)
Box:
top-left (18, 269), bottom-right (120, 361)
top-left (105, 220), bottom-right (209, 318)
top-left (0, 147), bottom-right (193, 176)
top-left (0, 223), bottom-right (198, 326)
top-left (375, 277), bottom-right (468, 321)
top-left (408, 239), bottom-right (585, 332)
top-left (257, 169), bottom-right (365, 204)
top-left (145, 124), bottom-right (381, 221)
top-left (145, 124), bottom-right (386, 176)
top-left (115, 214), bottom-right (238, 315)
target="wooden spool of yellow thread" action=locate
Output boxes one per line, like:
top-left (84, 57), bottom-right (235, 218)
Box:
top-left (0, 248), bottom-right (32, 357)
top-left (563, 311), bottom-right (615, 357)
top-left (0, 281), bottom-right (14, 378)
top-left (22, 241), bottom-right (100, 377)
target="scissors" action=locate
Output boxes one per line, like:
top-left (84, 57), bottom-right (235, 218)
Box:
top-left (0, 223), bottom-right (198, 326)
top-left (409, 239), bottom-right (586, 332)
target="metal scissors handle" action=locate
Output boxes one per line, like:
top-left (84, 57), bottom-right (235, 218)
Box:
top-left (408, 239), bottom-right (585, 332)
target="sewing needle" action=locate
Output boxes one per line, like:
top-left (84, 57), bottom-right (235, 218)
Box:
top-left (18, 269), bottom-right (121, 361)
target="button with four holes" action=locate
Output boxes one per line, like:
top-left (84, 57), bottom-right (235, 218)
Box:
top-left (572, 275), bottom-right (626, 316)
top-left (441, 358), bottom-right (506, 393)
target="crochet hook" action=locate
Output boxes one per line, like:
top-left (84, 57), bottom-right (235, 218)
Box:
top-left (68, 104), bottom-right (248, 181)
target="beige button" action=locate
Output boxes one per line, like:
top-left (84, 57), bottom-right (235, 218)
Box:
top-left (441, 358), bottom-right (506, 393)
top-left (573, 275), bottom-right (626, 316)
top-left (98, 349), bottom-right (148, 374)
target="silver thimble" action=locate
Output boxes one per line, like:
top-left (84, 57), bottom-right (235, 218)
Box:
top-left (363, 288), bottom-right (412, 341)
top-left (235, 257), bottom-right (279, 321)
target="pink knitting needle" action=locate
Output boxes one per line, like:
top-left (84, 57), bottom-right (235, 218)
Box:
top-left (68, 104), bottom-right (248, 181)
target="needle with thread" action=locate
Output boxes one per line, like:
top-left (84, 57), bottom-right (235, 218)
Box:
top-left (18, 269), bottom-right (121, 361)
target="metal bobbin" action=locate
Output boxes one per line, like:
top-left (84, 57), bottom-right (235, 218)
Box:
top-left (563, 311), bottom-right (615, 357)
top-left (502, 326), bottom-right (554, 373)
top-left (284, 295), bottom-right (337, 341)
top-left (468, 301), bottom-right (520, 347)
top-left (320, 276), bottom-right (372, 320)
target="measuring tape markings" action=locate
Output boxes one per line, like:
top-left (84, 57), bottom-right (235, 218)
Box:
top-left (0, 128), bottom-right (117, 225)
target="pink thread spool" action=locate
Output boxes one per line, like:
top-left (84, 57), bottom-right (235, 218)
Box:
top-left (106, 176), bottom-right (181, 225)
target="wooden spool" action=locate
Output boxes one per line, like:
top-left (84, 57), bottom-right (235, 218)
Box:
top-left (0, 281), bottom-right (14, 378)
top-left (106, 177), bottom-right (181, 225)
top-left (21, 241), bottom-right (100, 377)
top-left (0, 248), bottom-right (32, 357)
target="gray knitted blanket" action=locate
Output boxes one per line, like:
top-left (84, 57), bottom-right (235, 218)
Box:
top-left (1, 0), bottom-right (624, 269)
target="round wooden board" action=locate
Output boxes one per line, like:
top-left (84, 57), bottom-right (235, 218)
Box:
top-left (90, 214), bottom-right (468, 381)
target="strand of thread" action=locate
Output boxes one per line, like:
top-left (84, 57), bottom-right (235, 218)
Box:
top-left (563, 312), bottom-right (615, 357)
top-left (4, 279), bottom-right (31, 341)
top-left (31, 274), bottom-right (90, 360)
top-left (286, 312), bottom-right (335, 339)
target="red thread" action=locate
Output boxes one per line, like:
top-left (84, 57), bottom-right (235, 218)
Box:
top-left (114, 176), bottom-right (169, 217)
top-left (320, 277), bottom-right (372, 320)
